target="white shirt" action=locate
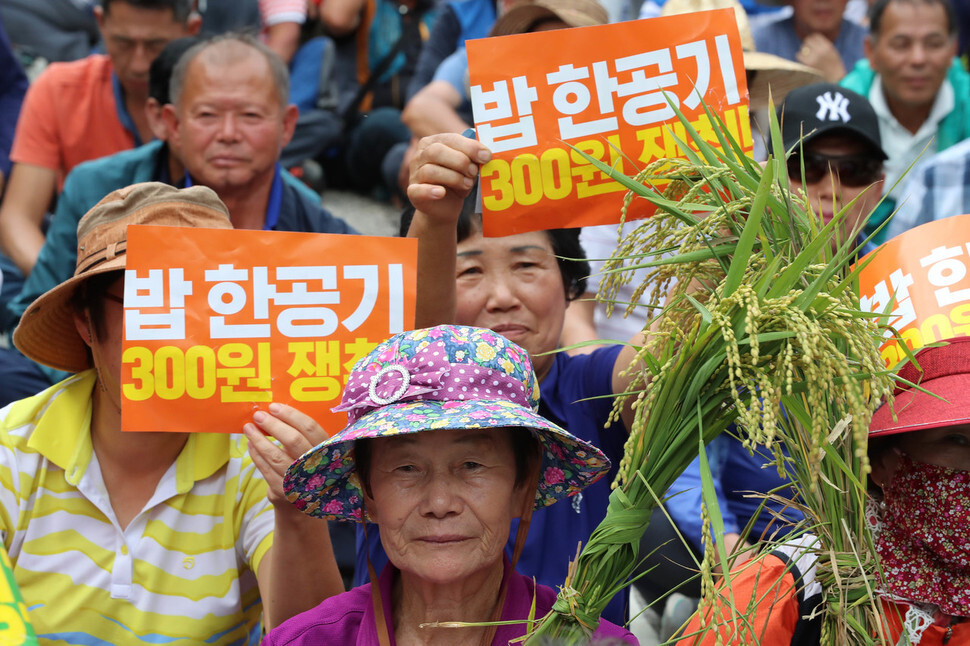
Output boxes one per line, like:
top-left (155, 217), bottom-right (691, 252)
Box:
top-left (869, 76), bottom-right (954, 205)
top-left (580, 222), bottom-right (675, 342)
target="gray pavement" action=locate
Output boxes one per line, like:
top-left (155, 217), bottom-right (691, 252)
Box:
top-left (321, 189), bottom-right (401, 238)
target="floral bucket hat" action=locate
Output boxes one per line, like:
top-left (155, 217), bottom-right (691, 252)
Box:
top-left (284, 324), bottom-right (611, 522)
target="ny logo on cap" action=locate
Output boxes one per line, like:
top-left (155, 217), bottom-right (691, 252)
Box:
top-left (815, 91), bottom-right (851, 123)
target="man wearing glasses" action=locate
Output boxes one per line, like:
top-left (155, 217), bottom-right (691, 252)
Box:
top-left (777, 82), bottom-right (887, 253)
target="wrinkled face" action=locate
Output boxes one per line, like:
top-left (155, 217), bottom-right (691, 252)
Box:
top-left (791, 0), bottom-right (849, 37)
top-left (97, 2), bottom-right (194, 99)
top-left (166, 45), bottom-right (297, 194)
top-left (455, 231), bottom-right (567, 381)
top-left (871, 424), bottom-right (970, 488)
top-left (365, 429), bottom-right (526, 585)
top-left (787, 134), bottom-right (883, 245)
top-left (866, 1), bottom-right (956, 111)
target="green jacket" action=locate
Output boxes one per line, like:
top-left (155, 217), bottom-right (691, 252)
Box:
top-left (840, 58), bottom-right (970, 242)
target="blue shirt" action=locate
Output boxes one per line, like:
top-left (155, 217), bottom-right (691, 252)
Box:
top-left (886, 136), bottom-right (970, 239)
top-left (753, 16), bottom-right (867, 71)
top-left (432, 48), bottom-right (474, 125)
top-left (185, 164), bottom-right (284, 231)
top-left (355, 344), bottom-right (630, 625)
top-left (665, 432), bottom-right (804, 553)
top-left (0, 14), bottom-right (27, 178)
top-left (111, 74), bottom-right (143, 148)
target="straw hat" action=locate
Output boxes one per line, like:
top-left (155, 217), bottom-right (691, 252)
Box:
top-left (284, 325), bottom-right (611, 522)
top-left (491, 0), bottom-right (609, 37)
top-left (14, 182), bottom-right (232, 374)
top-left (661, 0), bottom-right (824, 110)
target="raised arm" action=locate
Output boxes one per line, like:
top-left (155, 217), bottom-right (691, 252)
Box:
top-left (318, 0), bottom-right (365, 37)
top-left (406, 133), bottom-right (491, 329)
top-left (245, 404), bottom-right (344, 628)
top-left (263, 21), bottom-right (302, 64)
top-left (0, 163), bottom-right (57, 276)
top-left (402, 80), bottom-right (469, 140)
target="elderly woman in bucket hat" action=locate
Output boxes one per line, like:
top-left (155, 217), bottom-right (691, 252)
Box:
top-left (3, 182), bottom-right (344, 643)
top-left (264, 325), bottom-right (637, 645)
top-left (674, 337), bottom-right (970, 645)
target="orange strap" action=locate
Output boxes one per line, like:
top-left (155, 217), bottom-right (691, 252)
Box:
top-left (363, 520), bottom-right (393, 646)
top-left (510, 465), bottom-right (541, 571)
top-left (354, 0), bottom-right (377, 113)
top-left (366, 454), bottom-right (542, 646)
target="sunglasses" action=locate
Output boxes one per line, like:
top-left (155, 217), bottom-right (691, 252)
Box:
top-left (786, 153), bottom-right (882, 188)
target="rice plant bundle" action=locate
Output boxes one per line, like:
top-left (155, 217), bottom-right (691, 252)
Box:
top-left (523, 105), bottom-right (895, 644)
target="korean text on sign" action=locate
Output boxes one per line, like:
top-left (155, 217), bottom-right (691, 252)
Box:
top-left (858, 213), bottom-right (970, 367)
top-left (467, 8), bottom-right (751, 236)
top-left (122, 226), bottom-right (417, 434)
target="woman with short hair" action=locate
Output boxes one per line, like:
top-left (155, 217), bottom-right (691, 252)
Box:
top-left (263, 325), bottom-right (638, 645)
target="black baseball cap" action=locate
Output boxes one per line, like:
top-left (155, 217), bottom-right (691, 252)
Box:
top-left (775, 82), bottom-right (887, 160)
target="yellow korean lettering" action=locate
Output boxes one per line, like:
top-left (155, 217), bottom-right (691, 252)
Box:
top-left (539, 148), bottom-right (571, 201)
top-left (288, 341), bottom-right (341, 402)
top-left (635, 125), bottom-right (666, 163)
top-left (570, 139), bottom-right (605, 175)
top-left (481, 159), bottom-right (515, 211)
top-left (185, 345), bottom-right (217, 399)
top-left (251, 343), bottom-right (272, 400)
top-left (154, 346), bottom-right (185, 400)
top-left (510, 154), bottom-right (542, 206)
top-left (569, 139), bottom-right (624, 198)
top-left (122, 346), bottom-right (155, 401)
top-left (343, 338), bottom-right (378, 372)
top-left (216, 343), bottom-right (272, 403)
top-left (722, 106), bottom-right (752, 149)
top-left (690, 113), bottom-right (717, 148)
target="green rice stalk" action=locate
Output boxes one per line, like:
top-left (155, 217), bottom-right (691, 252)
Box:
top-left (524, 102), bottom-right (894, 643)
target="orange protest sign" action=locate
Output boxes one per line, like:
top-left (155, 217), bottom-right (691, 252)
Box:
top-left (467, 9), bottom-right (751, 236)
top-left (859, 213), bottom-right (970, 368)
top-left (121, 226), bottom-right (417, 434)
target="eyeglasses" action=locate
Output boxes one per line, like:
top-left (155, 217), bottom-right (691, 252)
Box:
top-left (786, 152), bottom-right (882, 188)
top-left (103, 291), bottom-right (125, 306)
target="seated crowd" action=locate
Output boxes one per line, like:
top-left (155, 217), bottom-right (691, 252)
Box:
top-left (0, 0), bottom-right (967, 645)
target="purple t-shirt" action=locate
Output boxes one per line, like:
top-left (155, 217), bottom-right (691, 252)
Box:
top-left (263, 559), bottom-right (638, 645)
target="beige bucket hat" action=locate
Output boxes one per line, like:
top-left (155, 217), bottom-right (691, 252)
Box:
top-left (491, 0), bottom-right (609, 36)
top-left (14, 182), bottom-right (232, 373)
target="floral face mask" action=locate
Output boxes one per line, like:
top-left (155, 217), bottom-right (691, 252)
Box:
top-left (875, 453), bottom-right (970, 616)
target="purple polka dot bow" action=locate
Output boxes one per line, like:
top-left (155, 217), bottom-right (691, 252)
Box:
top-left (332, 337), bottom-right (532, 424)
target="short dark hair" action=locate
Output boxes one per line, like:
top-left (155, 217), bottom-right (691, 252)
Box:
top-left (398, 180), bottom-right (590, 301)
top-left (169, 32), bottom-right (290, 109)
top-left (149, 36), bottom-right (199, 103)
top-left (71, 270), bottom-right (125, 345)
top-left (101, 0), bottom-right (195, 23)
top-left (869, 0), bottom-right (956, 37)
top-left (354, 428), bottom-right (540, 499)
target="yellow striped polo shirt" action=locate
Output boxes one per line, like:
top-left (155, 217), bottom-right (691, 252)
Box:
top-left (0, 371), bottom-right (274, 645)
